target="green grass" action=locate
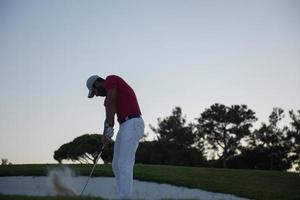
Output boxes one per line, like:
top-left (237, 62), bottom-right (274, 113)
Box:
top-left (0, 195), bottom-right (103, 200)
top-left (135, 165), bottom-right (300, 200)
top-left (1, 164), bottom-right (300, 200)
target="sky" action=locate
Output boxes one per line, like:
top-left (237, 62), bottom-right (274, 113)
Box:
top-left (0, 0), bottom-right (299, 164)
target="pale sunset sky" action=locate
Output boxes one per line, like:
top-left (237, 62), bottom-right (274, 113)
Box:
top-left (0, 0), bottom-right (299, 164)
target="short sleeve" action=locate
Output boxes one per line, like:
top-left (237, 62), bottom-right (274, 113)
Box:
top-left (104, 75), bottom-right (118, 90)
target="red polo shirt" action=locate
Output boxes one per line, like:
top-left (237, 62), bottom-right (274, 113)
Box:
top-left (104, 75), bottom-right (141, 122)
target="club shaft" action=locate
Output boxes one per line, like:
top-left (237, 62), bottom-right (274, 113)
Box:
top-left (80, 145), bottom-right (105, 195)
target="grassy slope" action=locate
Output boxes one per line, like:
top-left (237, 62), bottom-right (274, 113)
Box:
top-left (0, 164), bottom-right (300, 200)
top-left (0, 195), bottom-right (103, 200)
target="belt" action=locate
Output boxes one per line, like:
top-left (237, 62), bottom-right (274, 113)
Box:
top-left (119, 115), bottom-right (141, 124)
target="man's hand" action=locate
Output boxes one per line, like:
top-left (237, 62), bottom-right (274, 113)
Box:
top-left (104, 126), bottom-right (114, 138)
top-left (102, 122), bottom-right (114, 144)
top-left (103, 119), bottom-right (114, 138)
top-left (102, 134), bottom-right (113, 144)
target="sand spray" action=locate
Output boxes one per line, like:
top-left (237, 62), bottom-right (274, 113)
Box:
top-left (47, 166), bottom-right (78, 196)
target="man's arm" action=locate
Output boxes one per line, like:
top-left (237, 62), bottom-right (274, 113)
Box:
top-left (105, 87), bottom-right (117, 127)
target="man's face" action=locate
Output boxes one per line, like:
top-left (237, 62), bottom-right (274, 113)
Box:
top-left (93, 81), bottom-right (106, 97)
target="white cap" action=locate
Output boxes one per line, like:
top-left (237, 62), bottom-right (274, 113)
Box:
top-left (86, 75), bottom-right (100, 98)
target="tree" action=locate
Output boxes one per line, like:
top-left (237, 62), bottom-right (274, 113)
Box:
top-left (196, 103), bottom-right (257, 168)
top-left (254, 108), bottom-right (286, 148)
top-left (53, 134), bottom-right (113, 164)
top-left (287, 110), bottom-right (300, 171)
top-left (135, 140), bottom-right (205, 166)
top-left (1, 159), bottom-right (8, 165)
top-left (248, 108), bottom-right (291, 170)
top-left (226, 146), bottom-right (290, 170)
top-left (149, 107), bottom-right (206, 166)
top-left (150, 107), bottom-right (196, 148)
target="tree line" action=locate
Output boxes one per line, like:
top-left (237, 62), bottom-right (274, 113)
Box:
top-left (53, 103), bottom-right (300, 171)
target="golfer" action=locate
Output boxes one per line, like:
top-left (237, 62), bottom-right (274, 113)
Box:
top-left (86, 74), bottom-right (145, 199)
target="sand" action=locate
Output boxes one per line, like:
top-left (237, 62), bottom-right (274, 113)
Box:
top-left (0, 176), bottom-right (250, 200)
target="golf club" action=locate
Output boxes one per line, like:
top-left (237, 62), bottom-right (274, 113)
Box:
top-left (80, 144), bottom-right (105, 195)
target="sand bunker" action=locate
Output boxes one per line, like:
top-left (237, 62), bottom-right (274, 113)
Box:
top-left (0, 176), bottom-right (249, 200)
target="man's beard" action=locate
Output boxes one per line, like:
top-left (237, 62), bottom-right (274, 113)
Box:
top-left (97, 86), bottom-right (107, 97)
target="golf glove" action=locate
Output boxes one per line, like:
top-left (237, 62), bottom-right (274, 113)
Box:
top-left (104, 122), bottom-right (114, 138)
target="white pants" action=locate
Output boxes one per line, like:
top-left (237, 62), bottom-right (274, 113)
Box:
top-left (112, 117), bottom-right (145, 199)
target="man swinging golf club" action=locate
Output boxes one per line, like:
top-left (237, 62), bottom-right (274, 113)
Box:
top-left (86, 74), bottom-right (145, 199)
